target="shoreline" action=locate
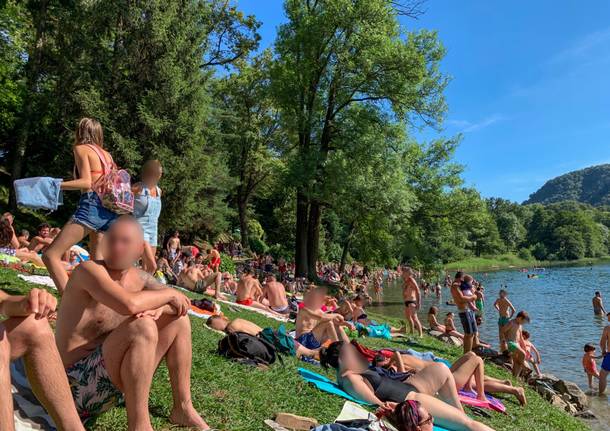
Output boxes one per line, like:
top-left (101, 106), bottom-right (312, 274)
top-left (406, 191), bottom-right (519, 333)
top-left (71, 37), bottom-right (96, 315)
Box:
top-left (444, 255), bottom-right (610, 273)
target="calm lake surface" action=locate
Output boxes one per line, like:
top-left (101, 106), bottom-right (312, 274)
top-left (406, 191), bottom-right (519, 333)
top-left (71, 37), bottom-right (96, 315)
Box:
top-left (367, 263), bottom-right (610, 430)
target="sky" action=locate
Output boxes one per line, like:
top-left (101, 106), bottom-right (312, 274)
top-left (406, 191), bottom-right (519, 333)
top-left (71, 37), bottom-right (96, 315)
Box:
top-left (237, 0), bottom-right (610, 202)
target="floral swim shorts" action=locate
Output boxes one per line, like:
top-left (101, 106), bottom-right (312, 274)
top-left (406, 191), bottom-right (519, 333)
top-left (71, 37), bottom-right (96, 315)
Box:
top-left (65, 346), bottom-right (123, 421)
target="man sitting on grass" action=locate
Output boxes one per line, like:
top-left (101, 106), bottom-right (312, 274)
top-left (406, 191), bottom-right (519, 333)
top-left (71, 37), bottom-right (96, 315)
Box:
top-left (236, 268), bottom-right (282, 315)
top-left (206, 315), bottom-right (318, 359)
top-left (295, 287), bottom-right (353, 350)
top-left (55, 216), bottom-right (210, 430)
top-left (177, 260), bottom-right (222, 299)
top-left (1, 288), bottom-right (85, 431)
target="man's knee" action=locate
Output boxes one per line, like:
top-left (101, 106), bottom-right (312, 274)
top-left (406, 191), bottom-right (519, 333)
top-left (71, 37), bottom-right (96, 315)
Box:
top-left (7, 315), bottom-right (53, 345)
top-left (125, 318), bottom-right (159, 344)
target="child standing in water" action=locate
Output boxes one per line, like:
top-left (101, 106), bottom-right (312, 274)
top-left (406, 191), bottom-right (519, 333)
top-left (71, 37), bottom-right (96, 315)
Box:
top-left (582, 344), bottom-right (599, 391)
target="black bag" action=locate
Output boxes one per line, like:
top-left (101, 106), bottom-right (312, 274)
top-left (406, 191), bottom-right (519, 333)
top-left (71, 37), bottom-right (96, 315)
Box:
top-left (217, 332), bottom-right (277, 365)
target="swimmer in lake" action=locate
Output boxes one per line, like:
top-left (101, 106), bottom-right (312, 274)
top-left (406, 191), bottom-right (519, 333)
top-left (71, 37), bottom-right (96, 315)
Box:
top-left (593, 292), bottom-right (606, 316)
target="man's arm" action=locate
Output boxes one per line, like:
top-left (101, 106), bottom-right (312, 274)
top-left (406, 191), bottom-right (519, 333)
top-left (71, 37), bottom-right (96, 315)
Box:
top-left (451, 286), bottom-right (476, 302)
top-left (493, 299), bottom-right (500, 311)
top-left (508, 300), bottom-right (516, 317)
top-left (77, 262), bottom-right (184, 315)
top-left (601, 327), bottom-right (609, 355)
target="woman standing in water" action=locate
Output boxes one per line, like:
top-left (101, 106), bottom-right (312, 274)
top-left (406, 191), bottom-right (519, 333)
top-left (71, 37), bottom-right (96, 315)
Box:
top-left (43, 118), bottom-right (120, 293)
top-left (132, 160), bottom-right (163, 273)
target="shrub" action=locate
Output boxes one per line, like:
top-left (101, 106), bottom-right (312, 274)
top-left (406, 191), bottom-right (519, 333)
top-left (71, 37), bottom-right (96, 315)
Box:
top-left (219, 253), bottom-right (236, 275)
top-left (517, 248), bottom-right (533, 261)
top-left (249, 237), bottom-right (268, 255)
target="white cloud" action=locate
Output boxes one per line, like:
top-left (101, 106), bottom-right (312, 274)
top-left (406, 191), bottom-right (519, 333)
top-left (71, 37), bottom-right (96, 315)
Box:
top-left (549, 27), bottom-right (610, 64)
top-left (447, 114), bottom-right (506, 133)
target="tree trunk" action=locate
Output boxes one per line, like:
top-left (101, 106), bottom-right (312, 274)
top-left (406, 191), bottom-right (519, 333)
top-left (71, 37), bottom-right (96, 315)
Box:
top-left (307, 200), bottom-right (322, 280)
top-left (237, 195), bottom-right (250, 251)
top-left (295, 190), bottom-right (309, 278)
top-left (9, 1), bottom-right (50, 209)
top-left (339, 221), bottom-right (355, 273)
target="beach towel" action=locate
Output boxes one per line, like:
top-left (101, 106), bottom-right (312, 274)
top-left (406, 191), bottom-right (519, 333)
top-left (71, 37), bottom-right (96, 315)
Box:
top-left (458, 390), bottom-right (506, 413)
top-left (355, 323), bottom-right (392, 340)
top-left (17, 274), bottom-right (57, 290)
top-left (11, 359), bottom-right (57, 430)
top-left (217, 298), bottom-right (290, 322)
top-left (14, 177), bottom-right (63, 212)
top-left (297, 368), bottom-right (372, 405)
top-left (403, 348), bottom-right (452, 368)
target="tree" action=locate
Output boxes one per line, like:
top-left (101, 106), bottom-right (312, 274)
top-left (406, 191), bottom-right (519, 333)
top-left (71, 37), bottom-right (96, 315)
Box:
top-left (272, 0), bottom-right (447, 278)
top-left (215, 51), bottom-right (283, 249)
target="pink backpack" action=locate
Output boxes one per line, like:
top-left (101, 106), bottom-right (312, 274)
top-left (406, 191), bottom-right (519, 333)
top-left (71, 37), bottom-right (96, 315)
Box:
top-left (87, 144), bottom-right (134, 214)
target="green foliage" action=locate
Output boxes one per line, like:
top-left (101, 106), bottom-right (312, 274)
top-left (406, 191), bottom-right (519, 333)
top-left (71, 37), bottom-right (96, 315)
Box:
top-left (218, 252), bottom-right (236, 274)
top-left (249, 236), bottom-right (268, 255)
top-left (525, 164), bottom-right (610, 206)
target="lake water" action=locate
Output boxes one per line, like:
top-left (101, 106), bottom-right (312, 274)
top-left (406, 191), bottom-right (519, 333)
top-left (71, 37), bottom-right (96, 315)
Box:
top-left (367, 263), bottom-right (610, 430)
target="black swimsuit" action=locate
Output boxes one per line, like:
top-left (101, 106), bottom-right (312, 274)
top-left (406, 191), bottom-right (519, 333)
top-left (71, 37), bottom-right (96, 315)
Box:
top-left (404, 300), bottom-right (417, 307)
top-left (360, 369), bottom-right (416, 403)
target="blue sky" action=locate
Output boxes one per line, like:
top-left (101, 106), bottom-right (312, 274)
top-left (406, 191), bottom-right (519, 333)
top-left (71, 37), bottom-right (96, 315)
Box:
top-left (238, 0), bottom-right (610, 202)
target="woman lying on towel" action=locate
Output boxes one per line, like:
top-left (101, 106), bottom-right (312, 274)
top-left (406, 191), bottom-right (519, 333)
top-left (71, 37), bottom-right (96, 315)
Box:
top-left (321, 342), bottom-right (494, 431)
top-left (374, 350), bottom-right (527, 406)
top-left (376, 399), bottom-right (444, 431)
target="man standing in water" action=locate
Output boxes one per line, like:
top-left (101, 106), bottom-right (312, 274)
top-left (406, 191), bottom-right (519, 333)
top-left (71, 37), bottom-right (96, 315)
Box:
top-left (600, 311), bottom-right (610, 395)
top-left (593, 292), bottom-right (606, 316)
top-left (450, 271), bottom-right (478, 354)
top-left (494, 289), bottom-right (516, 352)
top-left (402, 267), bottom-right (423, 337)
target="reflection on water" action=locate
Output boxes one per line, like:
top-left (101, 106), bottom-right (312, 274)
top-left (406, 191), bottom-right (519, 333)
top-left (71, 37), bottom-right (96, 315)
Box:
top-left (367, 264), bottom-right (610, 430)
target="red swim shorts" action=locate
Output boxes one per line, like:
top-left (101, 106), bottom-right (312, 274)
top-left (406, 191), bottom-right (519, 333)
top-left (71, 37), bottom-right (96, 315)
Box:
top-left (236, 298), bottom-right (253, 306)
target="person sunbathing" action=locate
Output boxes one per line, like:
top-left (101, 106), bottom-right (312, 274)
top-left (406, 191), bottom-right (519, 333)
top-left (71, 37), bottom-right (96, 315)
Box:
top-left (27, 223), bottom-right (55, 253)
top-left (177, 260), bottom-right (222, 298)
top-left (444, 312), bottom-right (465, 340)
top-left (235, 268), bottom-right (280, 314)
top-left (17, 229), bottom-right (30, 248)
top-left (0, 215), bottom-right (44, 267)
top-left (206, 315), bottom-right (317, 359)
top-left (222, 272), bottom-right (238, 294)
top-left (54, 216), bottom-right (210, 430)
top-left (376, 351), bottom-right (526, 406)
top-left (1, 288), bottom-right (85, 431)
top-left (262, 274), bottom-right (290, 314)
top-left (295, 287), bottom-right (353, 350)
top-left (321, 342), bottom-right (494, 431)
top-left (427, 306), bottom-right (445, 332)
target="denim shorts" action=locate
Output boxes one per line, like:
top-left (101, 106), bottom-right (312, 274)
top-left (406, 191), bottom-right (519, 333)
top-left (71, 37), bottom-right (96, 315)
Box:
top-left (71, 192), bottom-right (119, 232)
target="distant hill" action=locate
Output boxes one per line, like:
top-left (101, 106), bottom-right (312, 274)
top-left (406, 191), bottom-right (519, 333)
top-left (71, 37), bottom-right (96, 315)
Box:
top-left (524, 164), bottom-right (610, 206)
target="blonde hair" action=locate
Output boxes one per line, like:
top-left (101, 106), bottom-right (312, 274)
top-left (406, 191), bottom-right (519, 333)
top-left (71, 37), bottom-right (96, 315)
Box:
top-left (74, 117), bottom-right (104, 147)
top-left (142, 159), bottom-right (162, 178)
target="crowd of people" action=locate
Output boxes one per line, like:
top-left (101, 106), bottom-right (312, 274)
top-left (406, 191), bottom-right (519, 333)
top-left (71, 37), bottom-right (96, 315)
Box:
top-left (1, 117), bottom-right (609, 431)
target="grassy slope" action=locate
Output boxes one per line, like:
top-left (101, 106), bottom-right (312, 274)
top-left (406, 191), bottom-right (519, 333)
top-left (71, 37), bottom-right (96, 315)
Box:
top-left (0, 268), bottom-right (588, 431)
top-left (444, 253), bottom-right (610, 272)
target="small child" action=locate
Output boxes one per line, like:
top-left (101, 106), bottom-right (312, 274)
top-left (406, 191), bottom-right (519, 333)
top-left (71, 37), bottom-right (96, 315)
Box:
top-left (522, 330), bottom-right (541, 376)
top-left (444, 312), bottom-right (464, 340)
top-left (582, 343), bottom-right (600, 390)
top-left (460, 275), bottom-right (478, 312)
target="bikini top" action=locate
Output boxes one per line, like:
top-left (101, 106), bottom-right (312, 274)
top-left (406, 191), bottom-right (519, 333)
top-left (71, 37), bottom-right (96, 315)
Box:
top-left (359, 369), bottom-right (412, 403)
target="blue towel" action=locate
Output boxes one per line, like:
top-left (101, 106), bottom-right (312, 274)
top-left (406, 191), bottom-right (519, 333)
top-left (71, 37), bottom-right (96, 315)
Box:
top-left (14, 177), bottom-right (63, 211)
top-left (403, 348), bottom-right (452, 368)
top-left (298, 368), bottom-right (372, 405)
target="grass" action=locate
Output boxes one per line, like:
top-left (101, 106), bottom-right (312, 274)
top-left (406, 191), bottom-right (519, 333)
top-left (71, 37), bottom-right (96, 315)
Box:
top-left (444, 253), bottom-right (610, 272)
top-left (0, 268), bottom-right (589, 431)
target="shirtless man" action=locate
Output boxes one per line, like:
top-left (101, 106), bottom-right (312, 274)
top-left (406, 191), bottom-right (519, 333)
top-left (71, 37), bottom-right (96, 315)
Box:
top-left (593, 292), bottom-right (606, 316)
top-left (206, 315), bottom-right (317, 359)
top-left (599, 311), bottom-right (610, 395)
top-left (207, 247), bottom-right (221, 272)
top-left (177, 260), bottom-right (222, 299)
top-left (1, 288), bottom-right (85, 431)
top-left (55, 217), bottom-right (209, 430)
top-left (494, 289), bottom-right (515, 351)
top-left (263, 274), bottom-right (290, 314)
top-left (235, 269), bottom-right (279, 314)
top-left (295, 287), bottom-right (352, 350)
top-left (450, 271), bottom-right (478, 354)
top-left (17, 229), bottom-right (30, 248)
top-left (501, 311), bottom-right (530, 378)
top-left (402, 267), bottom-right (423, 337)
top-left (28, 223), bottom-right (54, 253)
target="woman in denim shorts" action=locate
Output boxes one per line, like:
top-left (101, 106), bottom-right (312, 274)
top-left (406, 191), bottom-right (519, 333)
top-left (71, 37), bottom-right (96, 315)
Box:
top-left (43, 118), bottom-right (120, 293)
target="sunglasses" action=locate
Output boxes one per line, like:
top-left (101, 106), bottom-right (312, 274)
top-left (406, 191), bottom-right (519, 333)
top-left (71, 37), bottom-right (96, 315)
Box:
top-left (419, 413), bottom-right (433, 426)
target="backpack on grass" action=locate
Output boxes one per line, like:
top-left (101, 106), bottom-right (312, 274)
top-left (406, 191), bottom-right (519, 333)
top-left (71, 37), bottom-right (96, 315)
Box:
top-left (217, 332), bottom-right (277, 366)
top-left (259, 325), bottom-right (297, 356)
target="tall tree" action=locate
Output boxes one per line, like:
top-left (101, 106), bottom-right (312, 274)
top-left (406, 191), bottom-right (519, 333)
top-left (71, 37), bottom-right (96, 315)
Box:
top-left (272, 0), bottom-right (447, 278)
top-left (215, 51), bottom-right (284, 249)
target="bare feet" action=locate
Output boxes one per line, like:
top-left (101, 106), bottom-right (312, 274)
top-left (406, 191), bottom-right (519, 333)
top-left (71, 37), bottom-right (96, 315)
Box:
top-left (170, 404), bottom-right (210, 430)
top-left (514, 387), bottom-right (527, 406)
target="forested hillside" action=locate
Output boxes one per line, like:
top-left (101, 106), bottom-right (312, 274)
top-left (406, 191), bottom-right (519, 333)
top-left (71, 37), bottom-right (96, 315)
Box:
top-left (525, 164), bottom-right (610, 206)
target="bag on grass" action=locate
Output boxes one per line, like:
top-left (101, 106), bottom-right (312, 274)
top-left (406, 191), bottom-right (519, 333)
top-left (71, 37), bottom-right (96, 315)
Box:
top-left (217, 332), bottom-right (277, 366)
top-left (87, 144), bottom-right (134, 214)
top-left (259, 324), bottom-right (296, 356)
